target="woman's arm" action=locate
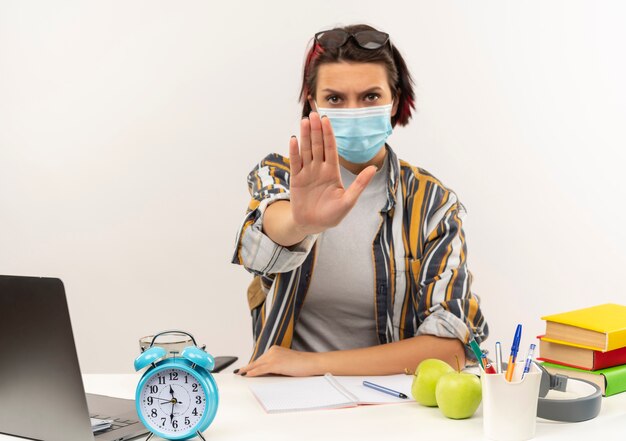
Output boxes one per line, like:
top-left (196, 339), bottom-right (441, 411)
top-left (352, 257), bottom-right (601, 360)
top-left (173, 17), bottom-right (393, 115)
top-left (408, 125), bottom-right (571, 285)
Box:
top-left (261, 200), bottom-right (309, 247)
top-left (236, 335), bottom-right (466, 377)
top-left (234, 112), bottom-right (375, 268)
top-left (231, 159), bottom-right (316, 275)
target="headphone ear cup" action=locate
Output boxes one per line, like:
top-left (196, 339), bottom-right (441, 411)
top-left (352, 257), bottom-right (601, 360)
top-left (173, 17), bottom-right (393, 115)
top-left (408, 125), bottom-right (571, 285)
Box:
top-left (134, 346), bottom-right (168, 371)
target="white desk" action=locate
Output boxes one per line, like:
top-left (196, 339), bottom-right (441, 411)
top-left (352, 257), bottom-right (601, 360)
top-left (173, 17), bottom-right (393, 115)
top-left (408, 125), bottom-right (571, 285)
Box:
top-left (1, 373), bottom-right (625, 440)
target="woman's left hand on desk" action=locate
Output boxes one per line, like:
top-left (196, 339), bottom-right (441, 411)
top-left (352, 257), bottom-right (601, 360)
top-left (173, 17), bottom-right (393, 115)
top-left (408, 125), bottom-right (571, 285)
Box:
top-left (236, 346), bottom-right (319, 377)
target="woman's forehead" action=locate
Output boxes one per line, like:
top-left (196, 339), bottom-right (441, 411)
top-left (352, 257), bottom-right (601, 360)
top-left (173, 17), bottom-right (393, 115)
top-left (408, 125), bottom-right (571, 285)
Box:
top-left (316, 62), bottom-right (389, 94)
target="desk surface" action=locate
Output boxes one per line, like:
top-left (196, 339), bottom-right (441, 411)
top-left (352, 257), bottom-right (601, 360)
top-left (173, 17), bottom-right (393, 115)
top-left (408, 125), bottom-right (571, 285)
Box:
top-left (1, 373), bottom-right (625, 440)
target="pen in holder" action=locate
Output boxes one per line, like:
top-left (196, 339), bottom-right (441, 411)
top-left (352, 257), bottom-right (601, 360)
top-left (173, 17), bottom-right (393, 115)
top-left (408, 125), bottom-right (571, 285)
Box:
top-left (480, 361), bottom-right (542, 441)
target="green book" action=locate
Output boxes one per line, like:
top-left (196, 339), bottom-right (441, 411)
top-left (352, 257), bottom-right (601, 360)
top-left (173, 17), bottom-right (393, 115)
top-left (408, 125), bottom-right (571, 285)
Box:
top-left (540, 361), bottom-right (626, 397)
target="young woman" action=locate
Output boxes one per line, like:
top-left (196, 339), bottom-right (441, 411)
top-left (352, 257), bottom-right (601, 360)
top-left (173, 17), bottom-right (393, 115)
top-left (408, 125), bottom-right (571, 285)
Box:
top-left (231, 23), bottom-right (489, 377)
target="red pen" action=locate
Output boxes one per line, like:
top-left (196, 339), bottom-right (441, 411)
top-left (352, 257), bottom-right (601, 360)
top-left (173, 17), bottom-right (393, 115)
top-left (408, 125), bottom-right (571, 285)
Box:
top-left (484, 362), bottom-right (497, 374)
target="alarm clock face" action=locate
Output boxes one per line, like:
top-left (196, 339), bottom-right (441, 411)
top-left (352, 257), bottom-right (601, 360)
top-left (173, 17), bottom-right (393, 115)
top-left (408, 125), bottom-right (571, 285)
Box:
top-left (138, 366), bottom-right (208, 437)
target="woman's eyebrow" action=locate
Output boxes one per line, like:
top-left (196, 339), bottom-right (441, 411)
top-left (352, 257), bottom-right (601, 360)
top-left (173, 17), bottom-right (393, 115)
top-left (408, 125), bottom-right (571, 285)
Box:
top-left (321, 86), bottom-right (384, 95)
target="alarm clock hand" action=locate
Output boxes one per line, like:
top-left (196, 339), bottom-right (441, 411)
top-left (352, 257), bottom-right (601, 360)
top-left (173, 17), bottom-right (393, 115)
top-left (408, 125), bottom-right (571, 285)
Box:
top-left (148, 396), bottom-right (181, 404)
top-left (169, 385), bottom-right (176, 424)
top-left (169, 385), bottom-right (176, 423)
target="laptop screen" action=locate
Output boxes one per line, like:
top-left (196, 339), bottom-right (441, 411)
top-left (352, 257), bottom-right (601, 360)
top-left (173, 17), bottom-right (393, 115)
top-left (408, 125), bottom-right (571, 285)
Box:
top-left (0, 275), bottom-right (95, 441)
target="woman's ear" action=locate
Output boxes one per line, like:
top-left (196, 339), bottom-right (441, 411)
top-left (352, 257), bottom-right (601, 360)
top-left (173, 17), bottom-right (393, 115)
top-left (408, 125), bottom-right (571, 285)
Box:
top-left (307, 94), bottom-right (316, 112)
top-left (391, 95), bottom-right (399, 118)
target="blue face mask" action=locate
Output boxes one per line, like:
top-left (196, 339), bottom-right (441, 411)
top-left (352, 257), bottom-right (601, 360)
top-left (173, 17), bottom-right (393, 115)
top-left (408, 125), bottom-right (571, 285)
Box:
top-left (314, 100), bottom-right (393, 164)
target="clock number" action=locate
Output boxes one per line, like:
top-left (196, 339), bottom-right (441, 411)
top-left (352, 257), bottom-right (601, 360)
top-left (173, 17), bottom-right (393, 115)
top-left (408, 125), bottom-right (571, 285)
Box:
top-left (196, 396), bottom-right (202, 404)
top-left (172, 419), bottom-right (178, 429)
top-left (151, 408), bottom-right (158, 418)
top-left (185, 416), bottom-right (190, 425)
top-left (184, 375), bottom-right (188, 384)
top-left (161, 417), bottom-right (166, 426)
top-left (192, 383), bottom-right (198, 392)
top-left (149, 385), bottom-right (158, 394)
top-left (192, 407), bottom-right (198, 416)
top-left (169, 372), bottom-right (179, 381)
top-left (147, 397), bottom-right (153, 405)
top-left (158, 376), bottom-right (165, 385)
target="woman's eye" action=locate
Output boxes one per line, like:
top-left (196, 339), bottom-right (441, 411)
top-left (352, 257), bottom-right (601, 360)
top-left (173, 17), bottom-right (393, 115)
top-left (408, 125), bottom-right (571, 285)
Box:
top-left (325, 94), bottom-right (379, 104)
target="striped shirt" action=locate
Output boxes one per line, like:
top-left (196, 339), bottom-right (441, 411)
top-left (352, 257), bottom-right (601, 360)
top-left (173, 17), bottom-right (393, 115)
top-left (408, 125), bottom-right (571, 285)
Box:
top-left (231, 144), bottom-right (489, 362)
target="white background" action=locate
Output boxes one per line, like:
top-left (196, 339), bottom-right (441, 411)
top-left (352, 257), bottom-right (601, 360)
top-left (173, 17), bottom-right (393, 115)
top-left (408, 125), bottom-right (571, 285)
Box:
top-left (1, 1), bottom-right (625, 373)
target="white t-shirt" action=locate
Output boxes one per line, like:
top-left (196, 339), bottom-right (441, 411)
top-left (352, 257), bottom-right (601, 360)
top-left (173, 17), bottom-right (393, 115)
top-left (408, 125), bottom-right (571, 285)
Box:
top-left (291, 153), bottom-right (390, 352)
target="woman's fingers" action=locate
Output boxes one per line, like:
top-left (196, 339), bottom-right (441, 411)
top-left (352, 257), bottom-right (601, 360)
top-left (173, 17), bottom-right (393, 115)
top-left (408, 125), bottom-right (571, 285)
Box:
top-left (235, 346), bottom-right (315, 377)
top-left (300, 117), bottom-right (312, 166)
top-left (297, 112), bottom-right (335, 171)
top-left (309, 112), bottom-right (324, 163)
top-left (243, 365), bottom-right (269, 377)
top-left (342, 165), bottom-right (377, 208)
top-left (321, 115), bottom-right (338, 166)
top-left (289, 135), bottom-right (302, 176)
top-left (237, 359), bottom-right (257, 375)
top-left (236, 358), bottom-right (269, 377)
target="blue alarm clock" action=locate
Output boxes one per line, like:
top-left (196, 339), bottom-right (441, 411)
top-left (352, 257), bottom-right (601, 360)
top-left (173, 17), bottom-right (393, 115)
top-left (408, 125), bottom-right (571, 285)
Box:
top-left (134, 330), bottom-right (219, 441)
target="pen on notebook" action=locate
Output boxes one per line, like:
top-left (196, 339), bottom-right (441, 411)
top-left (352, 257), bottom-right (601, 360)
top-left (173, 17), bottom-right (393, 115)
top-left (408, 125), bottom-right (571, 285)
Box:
top-left (521, 343), bottom-right (537, 379)
top-left (469, 339), bottom-right (484, 368)
top-left (362, 381), bottom-right (408, 399)
top-left (505, 324), bottom-right (522, 382)
top-left (495, 341), bottom-right (503, 374)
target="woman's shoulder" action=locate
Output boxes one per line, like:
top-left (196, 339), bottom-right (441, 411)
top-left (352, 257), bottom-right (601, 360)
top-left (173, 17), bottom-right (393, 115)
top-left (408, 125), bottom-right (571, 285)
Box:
top-left (397, 158), bottom-right (453, 193)
top-left (396, 157), bottom-right (465, 213)
top-left (251, 152), bottom-right (291, 172)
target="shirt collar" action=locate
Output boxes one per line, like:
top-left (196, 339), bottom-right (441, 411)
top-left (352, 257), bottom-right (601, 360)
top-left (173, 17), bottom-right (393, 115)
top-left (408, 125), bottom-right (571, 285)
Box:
top-left (382, 143), bottom-right (399, 212)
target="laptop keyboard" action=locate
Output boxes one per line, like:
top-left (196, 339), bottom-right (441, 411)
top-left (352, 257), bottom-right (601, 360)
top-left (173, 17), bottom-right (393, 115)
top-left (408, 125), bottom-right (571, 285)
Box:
top-left (90, 414), bottom-right (139, 431)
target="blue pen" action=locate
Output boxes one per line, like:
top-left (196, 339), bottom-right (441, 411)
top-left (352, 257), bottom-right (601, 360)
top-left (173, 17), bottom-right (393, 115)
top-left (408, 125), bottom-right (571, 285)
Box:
top-left (521, 343), bottom-right (537, 379)
top-left (363, 381), bottom-right (408, 399)
top-left (505, 324), bottom-right (522, 382)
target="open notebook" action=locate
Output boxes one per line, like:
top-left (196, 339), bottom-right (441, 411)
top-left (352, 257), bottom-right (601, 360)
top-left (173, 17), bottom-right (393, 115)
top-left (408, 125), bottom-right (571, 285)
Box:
top-left (248, 373), bottom-right (414, 413)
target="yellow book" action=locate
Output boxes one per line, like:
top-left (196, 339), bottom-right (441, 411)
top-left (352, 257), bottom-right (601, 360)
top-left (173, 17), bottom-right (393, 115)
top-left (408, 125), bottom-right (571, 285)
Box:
top-left (541, 303), bottom-right (626, 351)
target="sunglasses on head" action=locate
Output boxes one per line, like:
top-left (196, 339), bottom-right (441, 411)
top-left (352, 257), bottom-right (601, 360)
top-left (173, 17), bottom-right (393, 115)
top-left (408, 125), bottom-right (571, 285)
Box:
top-left (314, 29), bottom-right (391, 51)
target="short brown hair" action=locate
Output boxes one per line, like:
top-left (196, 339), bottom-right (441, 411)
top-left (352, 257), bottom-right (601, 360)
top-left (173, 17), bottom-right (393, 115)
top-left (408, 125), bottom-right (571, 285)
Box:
top-left (298, 23), bottom-right (416, 128)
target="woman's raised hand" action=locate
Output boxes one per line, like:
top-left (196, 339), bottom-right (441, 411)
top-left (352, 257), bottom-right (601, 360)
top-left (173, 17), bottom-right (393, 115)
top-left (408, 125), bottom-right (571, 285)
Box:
top-left (288, 111), bottom-right (377, 236)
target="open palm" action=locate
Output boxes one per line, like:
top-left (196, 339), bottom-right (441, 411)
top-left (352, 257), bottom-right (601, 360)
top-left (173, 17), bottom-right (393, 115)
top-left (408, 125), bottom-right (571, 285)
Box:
top-left (288, 111), bottom-right (377, 235)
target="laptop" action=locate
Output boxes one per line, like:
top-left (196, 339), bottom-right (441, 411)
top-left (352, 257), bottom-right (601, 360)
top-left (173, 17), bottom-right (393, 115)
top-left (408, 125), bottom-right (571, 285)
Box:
top-left (0, 275), bottom-right (149, 441)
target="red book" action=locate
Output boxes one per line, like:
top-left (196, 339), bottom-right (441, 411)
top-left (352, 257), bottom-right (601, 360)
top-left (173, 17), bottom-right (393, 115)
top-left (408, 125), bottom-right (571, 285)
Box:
top-left (537, 335), bottom-right (626, 370)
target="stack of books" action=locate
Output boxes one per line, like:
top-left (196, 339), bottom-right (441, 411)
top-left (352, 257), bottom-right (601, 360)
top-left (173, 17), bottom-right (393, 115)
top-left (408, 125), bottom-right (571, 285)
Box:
top-left (538, 303), bottom-right (626, 397)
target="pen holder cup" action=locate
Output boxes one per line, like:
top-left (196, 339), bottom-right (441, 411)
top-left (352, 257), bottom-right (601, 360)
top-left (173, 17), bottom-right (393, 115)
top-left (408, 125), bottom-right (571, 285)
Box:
top-left (480, 361), bottom-right (542, 441)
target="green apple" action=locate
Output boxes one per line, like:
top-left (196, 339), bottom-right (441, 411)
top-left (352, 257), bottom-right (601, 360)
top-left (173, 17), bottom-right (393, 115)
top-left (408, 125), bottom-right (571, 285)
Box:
top-left (435, 370), bottom-right (482, 419)
top-left (411, 359), bottom-right (454, 407)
